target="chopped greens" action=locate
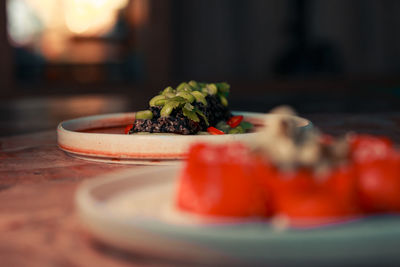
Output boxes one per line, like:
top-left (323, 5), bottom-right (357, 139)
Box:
top-left (132, 81), bottom-right (252, 135)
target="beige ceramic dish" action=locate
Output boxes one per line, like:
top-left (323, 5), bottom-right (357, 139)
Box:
top-left (57, 111), bottom-right (312, 164)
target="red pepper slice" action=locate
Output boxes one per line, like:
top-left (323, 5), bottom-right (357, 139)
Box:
top-left (124, 124), bottom-right (133, 134)
top-left (227, 115), bottom-right (243, 128)
top-left (207, 126), bottom-right (225, 135)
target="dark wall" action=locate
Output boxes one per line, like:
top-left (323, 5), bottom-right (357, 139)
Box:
top-left (172, 0), bottom-right (400, 81)
top-left (0, 0), bottom-right (13, 91)
top-left (2, 0), bottom-right (400, 99)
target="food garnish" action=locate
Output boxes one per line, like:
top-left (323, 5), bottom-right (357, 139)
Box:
top-left (227, 115), bottom-right (243, 128)
top-left (206, 126), bottom-right (225, 135)
top-left (125, 81), bottom-right (253, 135)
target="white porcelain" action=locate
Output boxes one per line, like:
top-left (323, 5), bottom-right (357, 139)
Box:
top-left (76, 165), bottom-right (400, 265)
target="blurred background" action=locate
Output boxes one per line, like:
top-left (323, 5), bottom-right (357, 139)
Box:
top-left (1, 0), bottom-right (400, 136)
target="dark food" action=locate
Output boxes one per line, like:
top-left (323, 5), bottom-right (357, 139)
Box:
top-left (129, 82), bottom-right (233, 135)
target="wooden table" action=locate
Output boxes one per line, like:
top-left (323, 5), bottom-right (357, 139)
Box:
top-left (1, 112), bottom-right (400, 266)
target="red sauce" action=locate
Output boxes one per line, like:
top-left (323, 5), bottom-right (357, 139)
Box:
top-left (79, 126), bottom-right (125, 134)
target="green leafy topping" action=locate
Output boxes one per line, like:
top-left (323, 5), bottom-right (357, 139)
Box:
top-left (154, 98), bottom-right (167, 106)
top-left (184, 103), bottom-right (194, 111)
top-left (149, 95), bottom-right (166, 106)
top-left (176, 82), bottom-right (192, 92)
top-left (136, 110), bottom-right (153, 120)
top-left (228, 125), bottom-right (245, 134)
top-left (162, 86), bottom-right (174, 95)
top-left (160, 100), bottom-right (181, 117)
top-left (183, 108), bottom-right (200, 122)
top-left (219, 95), bottom-right (228, 106)
top-left (168, 100), bottom-right (181, 109)
top-left (195, 109), bottom-right (209, 126)
top-left (164, 92), bottom-right (176, 98)
top-left (206, 83), bottom-right (218, 95)
top-left (188, 80), bottom-right (200, 90)
top-left (191, 91), bottom-right (207, 106)
top-left (181, 103), bottom-right (209, 125)
top-left (149, 81), bottom-right (232, 125)
top-left (215, 82), bottom-right (230, 106)
top-left (215, 120), bottom-right (231, 133)
top-left (240, 121), bottom-right (253, 130)
top-left (216, 82), bottom-right (230, 96)
top-left (168, 96), bottom-right (187, 104)
top-left (177, 91), bottom-right (195, 103)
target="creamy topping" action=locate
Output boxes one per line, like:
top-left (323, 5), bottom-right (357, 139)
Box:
top-left (253, 106), bottom-right (349, 173)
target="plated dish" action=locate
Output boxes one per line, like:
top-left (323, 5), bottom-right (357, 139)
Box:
top-left (126, 81), bottom-right (241, 135)
top-left (76, 106), bottom-right (400, 265)
top-left (57, 81), bottom-right (312, 164)
top-left (57, 111), bottom-right (312, 164)
top-left (76, 165), bottom-right (400, 265)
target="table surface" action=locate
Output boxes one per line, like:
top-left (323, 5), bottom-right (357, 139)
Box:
top-left (1, 111), bottom-right (400, 266)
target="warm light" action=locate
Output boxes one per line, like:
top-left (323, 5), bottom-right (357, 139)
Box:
top-left (7, 0), bottom-right (129, 45)
top-left (6, 0), bottom-right (42, 46)
top-left (7, 0), bottom-right (149, 64)
top-left (40, 30), bottom-right (68, 60)
top-left (64, 0), bottom-right (128, 35)
top-left (127, 0), bottom-right (149, 27)
top-left (26, 0), bottom-right (65, 29)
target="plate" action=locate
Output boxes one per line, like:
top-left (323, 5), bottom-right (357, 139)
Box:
top-left (76, 165), bottom-right (400, 266)
top-left (57, 111), bottom-right (312, 164)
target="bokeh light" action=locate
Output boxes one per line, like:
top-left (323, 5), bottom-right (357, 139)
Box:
top-left (7, 0), bottom-right (129, 47)
top-left (64, 0), bottom-right (128, 35)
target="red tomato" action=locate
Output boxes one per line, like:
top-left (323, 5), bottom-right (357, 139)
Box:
top-left (176, 143), bottom-right (270, 217)
top-left (356, 151), bottom-right (400, 213)
top-left (252, 156), bottom-right (277, 213)
top-left (267, 166), bottom-right (360, 226)
top-left (124, 124), bottom-right (133, 134)
top-left (266, 168), bottom-right (317, 196)
top-left (275, 191), bottom-right (359, 227)
top-left (349, 134), bottom-right (400, 213)
top-left (207, 126), bottom-right (225, 135)
top-left (349, 134), bottom-right (393, 163)
top-left (322, 165), bottom-right (359, 207)
top-left (227, 115), bottom-right (243, 128)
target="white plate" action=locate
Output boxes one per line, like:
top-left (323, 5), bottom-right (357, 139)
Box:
top-left (57, 111), bottom-right (312, 165)
top-left (76, 165), bottom-right (400, 266)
